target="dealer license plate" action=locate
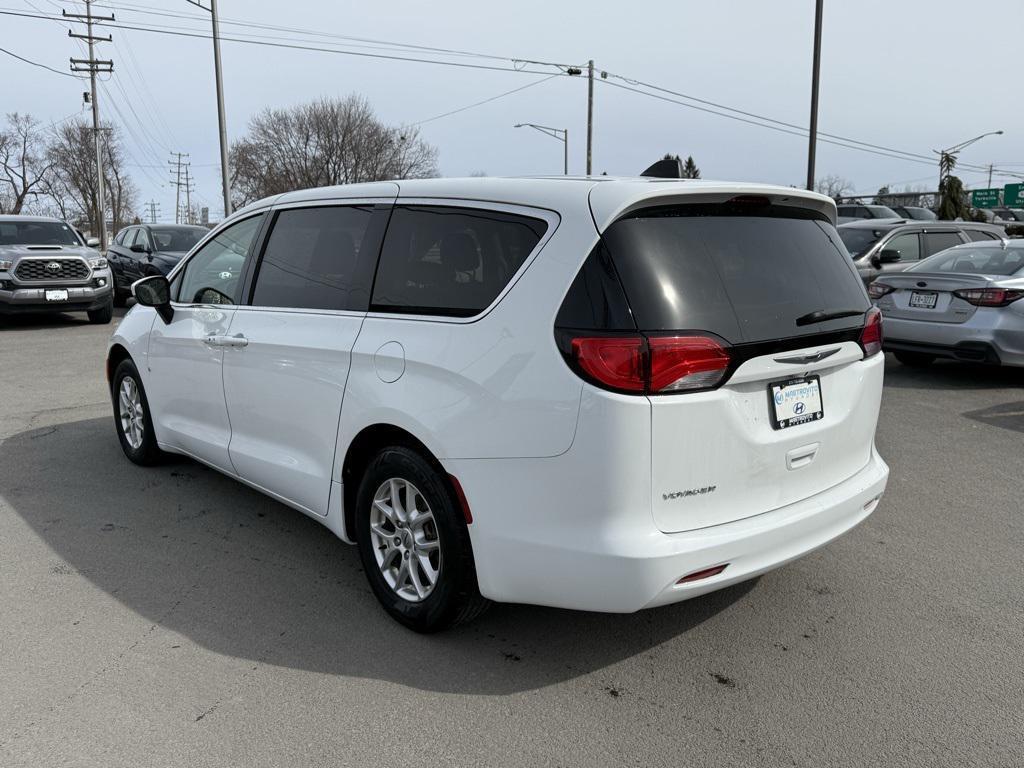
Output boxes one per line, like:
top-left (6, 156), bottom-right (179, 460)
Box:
top-left (768, 376), bottom-right (824, 430)
top-left (45, 289), bottom-right (69, 302)
top-left (910, 291), bottom-right (938, 309)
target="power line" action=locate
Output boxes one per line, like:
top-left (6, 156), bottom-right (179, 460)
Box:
top-left (0, 43), bottom-right (83, 77)
top-left (413, 74), bottom-right (559, 126)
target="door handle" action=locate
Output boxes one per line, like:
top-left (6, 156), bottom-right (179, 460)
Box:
top-left (203, 334), bottom-right (247, 348)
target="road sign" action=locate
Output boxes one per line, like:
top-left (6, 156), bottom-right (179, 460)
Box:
top-left (970, 188), bottom-right (1001, 208)
top-left (1004, 183), bottom-right (1024, 207)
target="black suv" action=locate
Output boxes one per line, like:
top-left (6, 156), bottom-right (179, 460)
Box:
top-left (837, 219), bottom-right (1005, 284)
top-left (107, 223), bottom-right (208, 305)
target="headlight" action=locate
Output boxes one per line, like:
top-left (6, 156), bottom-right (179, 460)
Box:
top-left (88, 256), bottom-right (108, 269)
top-left (0, 259), bottom-right (12, 271)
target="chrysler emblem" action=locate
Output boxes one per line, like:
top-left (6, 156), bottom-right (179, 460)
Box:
top-left (45, 261), bottom-right (62, 273)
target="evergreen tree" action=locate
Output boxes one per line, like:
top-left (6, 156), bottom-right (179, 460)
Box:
top-left (682, 155), bottom-right (701, 179)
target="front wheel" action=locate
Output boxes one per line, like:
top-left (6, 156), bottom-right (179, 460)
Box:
top-left (894, 351), bottom-right (935, 367)
top-left (355, 446), bottom-right (489, 632)
top-left (88, 296), bottom-right (114, 324)
top-left (112, 358), bottom-right (164, 465)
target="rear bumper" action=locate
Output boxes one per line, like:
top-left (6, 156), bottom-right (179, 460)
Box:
top-left (452, 448), bottom-right (888, 613)
top-left (0, 279), bottom-right (112, 315)
top-left (883, 311), bottom-right (1024, 367)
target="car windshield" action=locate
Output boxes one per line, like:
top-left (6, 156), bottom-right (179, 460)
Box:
top-left (867, 205), bottom-right (899, 218)
top-left (0, 220), bottom-right (81, 246)
top-left (909, 246), bottom-right (1024, 275)
top-left (150, 227), bottom-right (206, 252)
top-left (838, 227), bottom-right (883, 257)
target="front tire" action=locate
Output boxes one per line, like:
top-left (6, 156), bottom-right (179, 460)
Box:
top-left (894, 351), bottom-right (935, 367)
top-left (112, 358), bottom-right (164, 465)
top-left (88, 296), bottom-right (114, 324)
top-left (355, 446), bottom-right (489, 632)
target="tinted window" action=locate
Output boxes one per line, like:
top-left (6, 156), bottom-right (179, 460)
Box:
top-left (601, 205), bottom-right (869, 343)
top-left (176, 214), bottom-right (264, 305)
top-left (252, 206), bottom-right (374, 311)
top-left (151, 227), bottom-right (206, 252)
top-left (837, 205), bottom-right (867, 218)
top-left (866, 205), bottom-right (899, 218)
top-left (838, 227), bottom-right (883, 257)
top-left (883, 233), bottom-right (920, 261)
top-left (372, 205), bottom-right (548, 317)
top-left (964, 229), bottom-right (1000, 242)
top-left (910, 246), bottom-right (1024, 276)
top-left (924, 231), bottom-right (964, 256)
top-left (113, 229), bottom-right (128, 246)
top-left (555, 243), bottom-right (635, 331)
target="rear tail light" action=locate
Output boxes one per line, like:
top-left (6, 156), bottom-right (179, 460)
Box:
top-left (952, 288), bottom-right (1024, 307)
top-left (867, 282), bottom-right (895, 300)
top-left (568, 334), bottom-right (731, 394)
top-left (859, 306), bottom-right (883, 357)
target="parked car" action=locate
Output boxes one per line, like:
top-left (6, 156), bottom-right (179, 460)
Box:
top-left (891, 205), bottom-right (937, 220)
top-left (869, 240), bottom-right (1024, 367)
top-left (838, 219), bottom-right (1005, 284)
top-left (836, 203), bottom-right (901, 223)
top-left (990, 207), bottom-right (1024, 223)
top-left (0, 215), bottom-right (113, 323)
top-left (107, 178), bottom-right (889, 631)
top-left (107, 223), bottom-right (209, 306)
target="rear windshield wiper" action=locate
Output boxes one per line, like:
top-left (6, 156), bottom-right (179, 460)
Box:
top-left (795, 308), bottom-right (865, 327)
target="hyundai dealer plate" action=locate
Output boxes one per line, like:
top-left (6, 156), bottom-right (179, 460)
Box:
top-left (45, 289), bottom-right (69, 302)
top-left (768, 375), bottom-right (823, 430)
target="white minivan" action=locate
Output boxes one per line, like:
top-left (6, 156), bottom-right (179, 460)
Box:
top-left (108, 177), bottom-right (889, 632)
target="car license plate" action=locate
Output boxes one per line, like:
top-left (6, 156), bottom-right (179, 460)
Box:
top-left (768, 376), bottom-right (824, 430)
top-left (45, 289), bottom-right (69, 302)
top-left (910, 291), bottom-right (938, 309)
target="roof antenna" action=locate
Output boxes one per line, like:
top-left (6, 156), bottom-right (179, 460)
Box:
top-left (640, 157), bottom-right (684, 179)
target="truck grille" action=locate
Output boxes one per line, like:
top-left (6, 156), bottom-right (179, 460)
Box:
top-left (14, 258), bottom-right (90, 281)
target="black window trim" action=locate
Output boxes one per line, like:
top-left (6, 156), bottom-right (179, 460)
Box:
top-left (364, 197), bottom-right (560, 325)
top-left (239, 198), bottom-right (395, 315)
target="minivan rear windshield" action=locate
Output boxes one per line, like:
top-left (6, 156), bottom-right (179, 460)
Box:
top-left (601, 204), bottom-right (869, 344)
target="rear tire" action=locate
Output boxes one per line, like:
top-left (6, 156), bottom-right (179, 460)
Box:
top-left (112, 358), bottom-right (164, 466)
top-left (894, 351), bottom-right (935, 367)
top-left (355, 446), bottom-right (490, 632)
top-left (88, 296), bottom-right (114, 324)
top-left (112, 288), bottom-right (127, 308)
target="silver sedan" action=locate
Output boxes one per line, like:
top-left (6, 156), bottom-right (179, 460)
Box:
top-left (868, 240), bottom-right (1024, 367)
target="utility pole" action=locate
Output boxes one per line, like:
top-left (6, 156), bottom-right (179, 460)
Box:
top-left (987, 164), bottom-right (993, 188)
top-left (168, 152), bottom-right (188, 224)
top-left (187, 0), bottom-right (232, 218)
top-left (65, 1), bottom-right (114, 249)
top-left (586, 59), bottom-right (594, 176)
top-left (183, 164), bottom-right (194, 224)
top-left (806, 0), bottom-right (824, 191)
top-left (146, 200), bottom-right (160, 224)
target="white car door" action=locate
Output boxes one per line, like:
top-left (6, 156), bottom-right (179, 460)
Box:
top-left (221, 199), bottom-right (393, 515)
top-left (145, 213), bottom-right (266, 473)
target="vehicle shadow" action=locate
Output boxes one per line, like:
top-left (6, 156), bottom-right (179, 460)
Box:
top-left (962, 400), bottom-right (1024, 433)
top-left (0, 306), bottom-right (130, 331)
top-left (1, 417), bottom-right (755, 695)
top-left (882, 354), bottom-right (1024, 390)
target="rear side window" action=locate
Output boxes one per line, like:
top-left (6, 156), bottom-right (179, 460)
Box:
top-left (371, 205), bottom-right (548, 317)
top-left (252, 205), bottom-right (374, 311)
top-left (924, 231), bottom-right (964, 256)
top-left (601, 204), bottom-right (869, 343)
top-left (964, 229), bottom-right (1000, 242)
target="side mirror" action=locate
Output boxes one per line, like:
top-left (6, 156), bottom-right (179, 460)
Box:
top-left (878, 248), bottom-right (902, 264)
top-left (869, 254), bottom-right (882, 270)
top-left (132, 275), bottom-right (173, 323)
top-left (130, 243), bottom-right (150, 254)
top-left (86, 237), bottom-right (101, 248)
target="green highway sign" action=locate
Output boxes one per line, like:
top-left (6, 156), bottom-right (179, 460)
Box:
top-left (1004, 183), bottom-right (1024, 207)
top-left (970, 188), bottom-right (1001, 208)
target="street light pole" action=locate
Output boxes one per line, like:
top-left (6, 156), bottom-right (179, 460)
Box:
top-left (806, 0), bottom-right (823, 191)
top-left (514, 123), bottom-right (569, 175)
top-left (935, 130), bottom-right (1003, 191)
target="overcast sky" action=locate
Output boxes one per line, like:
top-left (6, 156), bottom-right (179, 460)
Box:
top-left (5, 0), bottom-right (1023, 221)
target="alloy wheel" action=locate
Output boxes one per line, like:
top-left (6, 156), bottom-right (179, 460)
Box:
top-left (369, 478), bottom-right (442, 602)
top-left (118, 376), bottom-right (145, 450)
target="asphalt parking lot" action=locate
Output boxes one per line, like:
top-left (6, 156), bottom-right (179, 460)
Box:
top-left (1, 308), bottom-right (1021, 768)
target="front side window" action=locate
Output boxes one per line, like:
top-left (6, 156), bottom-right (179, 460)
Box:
top-left (113, 229), bottom-right (128, 246)
top-left (883, 233), bottom-right (920, 261)
top-left (176, 214), bottom-right (264, 305)
top-left (251, 205), bottom-right (374, 311)
top-left (371, 205), bottom-right (548, 317)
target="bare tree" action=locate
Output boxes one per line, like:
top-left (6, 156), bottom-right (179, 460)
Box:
top-left (814, 174), bottom-right (854, 201)
top-left (230, 94), bottom-right (439, 207)
top-left (45, 119), bottom-right (137, 233)
top-left (0, 113), bottom-right (54, 214)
